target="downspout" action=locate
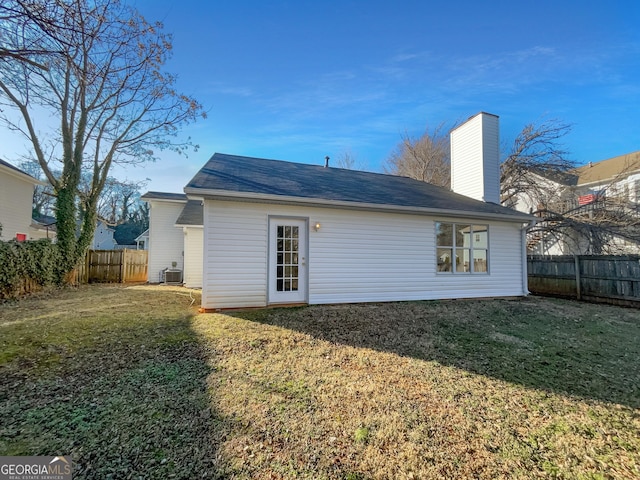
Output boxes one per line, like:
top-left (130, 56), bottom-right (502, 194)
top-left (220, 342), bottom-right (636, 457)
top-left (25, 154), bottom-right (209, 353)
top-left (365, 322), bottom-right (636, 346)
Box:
top-left (521, 219), bottom-right (537, 295)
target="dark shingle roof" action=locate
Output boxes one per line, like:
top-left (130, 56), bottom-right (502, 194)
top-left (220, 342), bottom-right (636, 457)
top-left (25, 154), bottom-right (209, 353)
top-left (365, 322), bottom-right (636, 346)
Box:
top-left (185, 153), bottom-right (532, 221)
top-left (32, 213), bottom-right (57, 226)
top-left (175, 200), bottom-right (203, 226)
top-left (141, 191), bottom-right (188, 202)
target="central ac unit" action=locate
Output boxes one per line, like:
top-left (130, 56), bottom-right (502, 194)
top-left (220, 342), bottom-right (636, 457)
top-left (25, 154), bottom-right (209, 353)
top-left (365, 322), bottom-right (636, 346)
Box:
top-left (164, 268), bottom-right (182, 284)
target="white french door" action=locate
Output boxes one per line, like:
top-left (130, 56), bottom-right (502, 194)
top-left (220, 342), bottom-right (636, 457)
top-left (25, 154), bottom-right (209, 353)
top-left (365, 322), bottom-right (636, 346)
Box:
top-left (268, 218), bottom-right (308, 304)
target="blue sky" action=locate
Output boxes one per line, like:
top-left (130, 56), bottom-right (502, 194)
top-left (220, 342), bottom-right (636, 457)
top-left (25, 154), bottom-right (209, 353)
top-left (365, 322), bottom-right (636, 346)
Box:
top-left (2, 0), bottom-right (639, 193)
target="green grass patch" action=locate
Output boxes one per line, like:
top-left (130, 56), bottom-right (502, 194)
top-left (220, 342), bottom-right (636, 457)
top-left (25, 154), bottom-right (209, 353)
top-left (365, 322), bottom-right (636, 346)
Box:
top-left (0, 285), bottom-right (229, 479)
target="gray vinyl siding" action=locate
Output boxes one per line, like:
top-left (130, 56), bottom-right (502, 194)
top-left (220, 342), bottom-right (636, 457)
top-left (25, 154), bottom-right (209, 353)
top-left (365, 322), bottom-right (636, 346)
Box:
top-left (202, 200), bottom-right (527, 310)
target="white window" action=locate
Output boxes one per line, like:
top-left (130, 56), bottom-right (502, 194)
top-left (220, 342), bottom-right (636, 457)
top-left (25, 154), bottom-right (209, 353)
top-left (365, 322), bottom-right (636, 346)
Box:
top-left (436, 222), bottom-right (489, 274)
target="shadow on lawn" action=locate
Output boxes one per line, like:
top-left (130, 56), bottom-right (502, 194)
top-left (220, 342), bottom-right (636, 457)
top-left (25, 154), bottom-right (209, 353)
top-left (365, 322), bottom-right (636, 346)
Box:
top-left (0, 303), bottom-right (230, 478)
top-left (235, 297), bottom-right (640, 409)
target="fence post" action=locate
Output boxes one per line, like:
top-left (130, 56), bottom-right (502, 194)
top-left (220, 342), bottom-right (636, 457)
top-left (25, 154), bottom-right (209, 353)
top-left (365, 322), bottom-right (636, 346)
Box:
top-left (120, 249), bottom-right (126, 283)
top-left (574, 255), bottom-right (581, 300)
top-left (84, 250), bottom-right (91, 284)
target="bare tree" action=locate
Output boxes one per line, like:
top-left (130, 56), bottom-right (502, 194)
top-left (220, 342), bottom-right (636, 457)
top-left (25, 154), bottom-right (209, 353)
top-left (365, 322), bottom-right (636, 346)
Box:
top-left (527, 161), bottom-right (640, 255)
top-left (18, 159), bottom-right (55, 216)
top-left (500, 119), bottom-right (574, 209)
top-left (0, 0), bottom-right (73, 68)
top-left (502, 119), bottom-right (640, 254)
top-left (384, 123), bottom-right (451, 187)
top-left (0, 0), bottom-right (204, 273)
top-left (334, 149), bottom-right (365, 170)
top-left (86, 176), bottom-right (148, 225)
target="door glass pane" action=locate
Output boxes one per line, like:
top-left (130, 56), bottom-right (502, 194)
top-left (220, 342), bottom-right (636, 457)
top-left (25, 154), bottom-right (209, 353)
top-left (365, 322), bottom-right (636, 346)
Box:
top-left (275, 223), bottom-right (300, 292)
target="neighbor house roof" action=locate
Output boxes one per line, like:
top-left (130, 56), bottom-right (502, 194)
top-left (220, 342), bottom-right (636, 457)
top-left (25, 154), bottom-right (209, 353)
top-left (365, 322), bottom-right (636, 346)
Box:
top-left (571, 151), bottom-right (640, 186)
top-left (175, 200), bottom-right (203, 226)
top-left (135, 229), bottom-right (149, 241)
top-left (141, 191), bottom-right (188, 202)
top-left (32, 213), bottom-right (56, 226)
top-left (185, 153), bottom-right (533, 222)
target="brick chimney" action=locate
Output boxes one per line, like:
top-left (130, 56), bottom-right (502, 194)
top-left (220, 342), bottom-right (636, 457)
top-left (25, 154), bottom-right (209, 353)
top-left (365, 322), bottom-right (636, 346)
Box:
top-left (450, 112), bottom-right (500, 203)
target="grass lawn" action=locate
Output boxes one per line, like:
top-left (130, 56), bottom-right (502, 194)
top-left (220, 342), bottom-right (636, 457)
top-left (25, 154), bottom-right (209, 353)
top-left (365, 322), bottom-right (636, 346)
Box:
top-left (1, 285), bottom-right (639, 479)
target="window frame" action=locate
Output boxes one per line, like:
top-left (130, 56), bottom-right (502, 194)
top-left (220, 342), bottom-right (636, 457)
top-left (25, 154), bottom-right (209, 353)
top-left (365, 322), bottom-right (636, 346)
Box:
top-left (435, 221), bottom-right (489, 274)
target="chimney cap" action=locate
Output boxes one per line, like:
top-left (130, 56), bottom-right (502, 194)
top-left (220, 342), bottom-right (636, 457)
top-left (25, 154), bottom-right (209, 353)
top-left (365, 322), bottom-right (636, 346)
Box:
top-left (324, 155), bottom-right (330, 168)
top-left (450, 111), bottom-right (499, 134)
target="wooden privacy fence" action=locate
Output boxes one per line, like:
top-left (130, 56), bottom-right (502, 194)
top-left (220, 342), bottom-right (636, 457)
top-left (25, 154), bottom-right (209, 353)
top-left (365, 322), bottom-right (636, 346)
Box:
top-left (527, 255), bottom-right (640, 307)
top-left (75, 249), bottom-right (148, 284)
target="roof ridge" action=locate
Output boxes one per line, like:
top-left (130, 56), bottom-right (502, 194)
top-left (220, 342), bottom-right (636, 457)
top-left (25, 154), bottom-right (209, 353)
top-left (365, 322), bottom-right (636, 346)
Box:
top-left (211, 152), bottom-right (441, 182)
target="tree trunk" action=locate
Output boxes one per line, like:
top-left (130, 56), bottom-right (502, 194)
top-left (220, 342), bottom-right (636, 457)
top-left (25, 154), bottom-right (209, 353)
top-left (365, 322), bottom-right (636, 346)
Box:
top-left (54, 180), bottom-right (80, 275)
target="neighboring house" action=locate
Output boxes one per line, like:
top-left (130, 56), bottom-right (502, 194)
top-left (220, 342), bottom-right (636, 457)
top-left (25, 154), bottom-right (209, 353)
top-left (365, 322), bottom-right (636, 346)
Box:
top-left (184, 112), bottom-right (534, 310)
top-left (135, 229), bottom-right (149, 250)
top-left (140, 192), bottom-right (204, 287)
top-left (0, 159), bottom-right (45, 241)
top-left (511, 150), bottom-right (640, 254)
top-left (91, 218), bottom-right (117, 249)
top-left (31, 213), bottom-right (57, 240)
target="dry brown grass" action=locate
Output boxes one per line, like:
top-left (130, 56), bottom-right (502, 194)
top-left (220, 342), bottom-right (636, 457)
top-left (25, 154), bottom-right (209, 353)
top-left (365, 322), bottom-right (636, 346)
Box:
top-left (2, 286), bottom-right (639, 479)
top-left (195, 297), bottom-right (640, 479)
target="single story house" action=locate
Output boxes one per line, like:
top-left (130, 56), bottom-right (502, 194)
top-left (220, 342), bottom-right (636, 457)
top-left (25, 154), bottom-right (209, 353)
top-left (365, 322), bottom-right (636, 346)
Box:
top-left (140, 192), bottom-right (203, 288)
top-left (184, 112), bottom-right (535, 310)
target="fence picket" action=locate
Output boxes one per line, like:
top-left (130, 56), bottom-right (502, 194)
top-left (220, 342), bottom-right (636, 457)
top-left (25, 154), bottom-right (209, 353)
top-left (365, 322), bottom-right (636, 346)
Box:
top-left (75, 249), bottom-right (148, 284)
top-left (528, 255), bottom-right (640, 307)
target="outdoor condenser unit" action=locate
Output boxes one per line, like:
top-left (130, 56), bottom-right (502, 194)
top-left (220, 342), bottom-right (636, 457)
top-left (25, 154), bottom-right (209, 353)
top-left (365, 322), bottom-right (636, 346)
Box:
top-left (161, 268), bottom-right (183, 284)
